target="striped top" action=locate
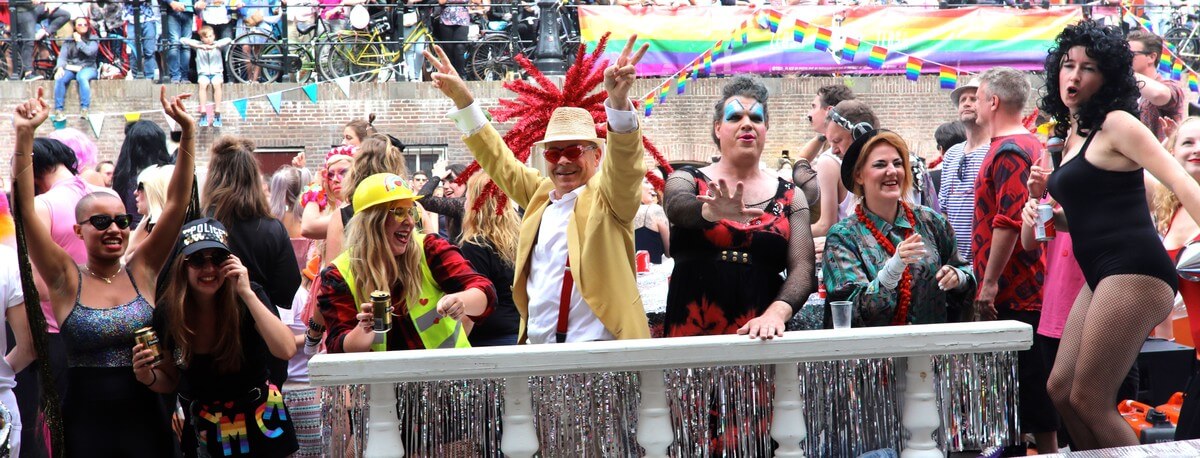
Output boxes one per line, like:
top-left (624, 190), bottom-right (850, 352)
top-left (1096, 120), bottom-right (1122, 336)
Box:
top-left (937, 141), bottom-right (989, 265)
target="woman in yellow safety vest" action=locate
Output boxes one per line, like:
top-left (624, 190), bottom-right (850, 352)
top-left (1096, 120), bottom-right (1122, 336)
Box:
top-left (316, 173), bottom-right (496, 352)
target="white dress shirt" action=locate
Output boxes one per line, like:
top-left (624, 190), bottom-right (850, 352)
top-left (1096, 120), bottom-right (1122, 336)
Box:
top-left (447, 99), bottom-right (639, 344)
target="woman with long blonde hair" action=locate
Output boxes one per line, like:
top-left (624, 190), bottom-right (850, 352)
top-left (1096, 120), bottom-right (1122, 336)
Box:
top-left (459, 172), bottom-right (521, 346)
top-left (316, 173), bottom-right (495, 352)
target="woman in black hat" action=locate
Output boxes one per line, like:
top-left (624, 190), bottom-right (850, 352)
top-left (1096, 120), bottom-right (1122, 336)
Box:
top-left (11, 87), bottom-right (193, 457)
top-left (821, 129), bottom-right (974, 327)
top-left (132, 218), bottom-right (298, 457)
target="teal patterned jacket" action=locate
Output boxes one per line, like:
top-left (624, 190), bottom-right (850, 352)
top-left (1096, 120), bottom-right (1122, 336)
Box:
top-left (822, 203), bottom-right (976, 327)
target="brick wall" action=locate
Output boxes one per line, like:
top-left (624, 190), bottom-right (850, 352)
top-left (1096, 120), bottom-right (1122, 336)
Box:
top-left (0, 74), bottom-right (1043, 179)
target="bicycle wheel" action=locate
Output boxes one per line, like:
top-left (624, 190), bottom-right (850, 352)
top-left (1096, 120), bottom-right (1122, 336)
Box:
top-left (469, 35), bottom-right (518, 81)
top-left (1166, 27), bottom-right (1200, 69)
top-left (326, 32), bottom-right (381, 82)
top-left (226, 32), bottom-right (280, 83)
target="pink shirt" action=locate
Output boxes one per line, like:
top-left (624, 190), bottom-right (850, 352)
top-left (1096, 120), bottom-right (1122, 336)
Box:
top-left (35, 176), bottom-right (118, 332)
top-left (1038, 231), bottom-right (1086, 339)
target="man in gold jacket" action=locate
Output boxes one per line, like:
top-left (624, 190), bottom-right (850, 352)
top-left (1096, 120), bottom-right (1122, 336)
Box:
top-left (425, 39), bottom-right (652, 343)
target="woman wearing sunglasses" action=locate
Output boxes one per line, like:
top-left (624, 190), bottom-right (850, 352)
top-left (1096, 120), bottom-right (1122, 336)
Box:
top-left (822, 129), bottom-right (974, 327)
top-left (317, 173), bottom-right (496, 353)
top-left (132, 218), bottom-right (298, 457)
top-left (12, 87), bottom-right (195, 457)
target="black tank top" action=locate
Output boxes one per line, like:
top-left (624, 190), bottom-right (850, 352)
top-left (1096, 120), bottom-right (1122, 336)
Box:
top-left (1047, 130), bottom-right (1178, 291)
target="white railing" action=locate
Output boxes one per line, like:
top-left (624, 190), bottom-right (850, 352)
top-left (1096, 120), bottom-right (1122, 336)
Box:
top-left (308, 320), bottom-right (1032, 458)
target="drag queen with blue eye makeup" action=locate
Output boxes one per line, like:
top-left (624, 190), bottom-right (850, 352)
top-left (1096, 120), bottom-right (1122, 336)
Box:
top-left (662, 75), bottom-right (818, 340)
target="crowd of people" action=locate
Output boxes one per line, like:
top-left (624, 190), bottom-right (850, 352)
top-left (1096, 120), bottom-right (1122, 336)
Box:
top-left (0, 13), bottom-right (1199, 458)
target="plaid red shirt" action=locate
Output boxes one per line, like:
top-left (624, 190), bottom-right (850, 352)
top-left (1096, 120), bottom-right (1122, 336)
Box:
top-left (317, 234), bottom-right (496, 353)
top-left (971, 134), bottom-right (1045, 312)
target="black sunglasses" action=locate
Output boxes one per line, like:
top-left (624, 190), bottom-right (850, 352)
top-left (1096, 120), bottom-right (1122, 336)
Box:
top-left (185, 251), bottom-right (230, 269)
top-left (78, 214), bottom-right (134, 230)
top-left (827, 109), bottom-right (873, 141)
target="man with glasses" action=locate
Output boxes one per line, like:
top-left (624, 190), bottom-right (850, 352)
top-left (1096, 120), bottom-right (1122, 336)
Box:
top-left (429, 38), bottom-right (651, 343)
top-left (938, 77), bottom-right (991, 264)
top-left (1128, 29), bottom-right (1185, 141)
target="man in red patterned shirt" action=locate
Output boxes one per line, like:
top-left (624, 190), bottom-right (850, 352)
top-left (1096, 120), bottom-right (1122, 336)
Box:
top-left (971, 66), bottom-right (1057, 454)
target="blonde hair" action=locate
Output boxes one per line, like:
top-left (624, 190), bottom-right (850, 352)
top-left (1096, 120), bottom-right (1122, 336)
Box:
top-left (1153, 117), bottom-right (1200, 234)
top-left (136, 164), bottom-right (173, 226)
top-left (345, 134), bottom-right (409, 206)
top-left (461, 172), bottom-right (520, 266)
top-left (850, 131), bottom-right (914, 198)
top-left (344, 205), bottom-right (422, 312)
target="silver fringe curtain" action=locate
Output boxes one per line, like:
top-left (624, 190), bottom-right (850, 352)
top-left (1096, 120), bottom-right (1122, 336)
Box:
top-left (319, 352), bottom-right (1019, 457)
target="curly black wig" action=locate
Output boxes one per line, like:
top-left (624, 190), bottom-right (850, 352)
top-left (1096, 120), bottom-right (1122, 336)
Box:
top-left (1039, 20), bottom-right (1140, 139)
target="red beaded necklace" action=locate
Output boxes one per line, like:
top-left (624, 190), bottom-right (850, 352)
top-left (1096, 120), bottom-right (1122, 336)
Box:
top-left (856, 201), bottom-right (917, 326)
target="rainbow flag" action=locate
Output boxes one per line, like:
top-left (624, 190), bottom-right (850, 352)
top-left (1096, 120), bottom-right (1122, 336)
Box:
top-left (939, 65), bottom-right (956, 90)
top-left (765, 10), bottom-right (782, 33)
top-left (1190, 72), bottom-right (1199, 92)
top-left (841, 37), bottom-right (860, 61)
top-left (1160, 51), bottom-right (1173, 73)
top-left (794, 20), bottom-right (809, 43)
top-left (1173, 60), bottom-right (1184, 80)
top-left (867, 45), bottom-right (888, 69)
top-left (703, 50), bottom-right (713, 76)
top-left (677, 71), bottom-right (688, 94)
top-left (814, 27), bottom-right (832, 52)
top-left (906, 56), bottom-right (923, 81)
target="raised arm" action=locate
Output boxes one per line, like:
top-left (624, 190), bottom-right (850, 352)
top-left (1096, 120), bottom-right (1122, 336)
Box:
top-left (132, 88), bottom-right (196, 283)
top-left (424, 45), bottom-right (544, 207)
top-left (10, 88), bottom-right (76, 298)
top-left (597, 35), bottom-right (650, 223)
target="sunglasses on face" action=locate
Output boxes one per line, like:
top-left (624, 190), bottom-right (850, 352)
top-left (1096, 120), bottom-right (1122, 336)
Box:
top-left (827, 109), bottom-right (874, 141)
top-left (543, 144), bottom-right (597, 164)
top-left (78, 214), bottom-right (134, 230)
top-left (185, 251), bottom-right (230, 269)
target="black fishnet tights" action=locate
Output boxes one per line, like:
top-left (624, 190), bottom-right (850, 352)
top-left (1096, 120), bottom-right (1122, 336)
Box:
top-left (1047, 274), bottom-right (1174, 450)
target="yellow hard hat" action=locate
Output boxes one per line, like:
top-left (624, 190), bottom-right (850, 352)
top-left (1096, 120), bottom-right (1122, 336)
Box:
top-left (352, 173), bottom-right (421, 212)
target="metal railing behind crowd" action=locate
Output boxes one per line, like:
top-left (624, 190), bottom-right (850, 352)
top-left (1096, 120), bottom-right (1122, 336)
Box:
top-left (4, 1), bottom-right (1199, 84)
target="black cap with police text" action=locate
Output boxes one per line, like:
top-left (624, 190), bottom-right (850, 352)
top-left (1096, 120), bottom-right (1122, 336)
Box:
top-left (179, 218), bottom-right (231, 257)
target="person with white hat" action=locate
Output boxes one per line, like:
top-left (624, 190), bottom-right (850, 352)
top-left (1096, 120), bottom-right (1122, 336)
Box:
top-left (424, 37), bottom-right (652, 343)
top-left (938, 76), bottom-right (990, 264)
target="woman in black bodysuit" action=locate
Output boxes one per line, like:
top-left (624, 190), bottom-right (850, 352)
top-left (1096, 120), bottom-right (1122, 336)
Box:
top-left (1029, 21), bottom-right (1200, 449)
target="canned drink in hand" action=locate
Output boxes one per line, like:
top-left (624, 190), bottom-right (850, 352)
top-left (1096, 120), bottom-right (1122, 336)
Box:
top-left (370, 290), bottom-right (392, 333)
top-left (134, 327), bottom-right (162, 365)
top-left (1035, 203), bottom-right (1056, 242)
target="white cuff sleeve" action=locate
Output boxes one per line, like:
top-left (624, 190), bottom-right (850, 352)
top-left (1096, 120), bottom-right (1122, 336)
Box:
top-left (604, 99), bottom-right (639, 134)
top-left (447, 102), bottom-right (490, 136)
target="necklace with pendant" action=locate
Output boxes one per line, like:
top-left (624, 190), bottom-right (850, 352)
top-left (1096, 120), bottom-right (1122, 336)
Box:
top-left (84, 264), bottom-right (123, 284)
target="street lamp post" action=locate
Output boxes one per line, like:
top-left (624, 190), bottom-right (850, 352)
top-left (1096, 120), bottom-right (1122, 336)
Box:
top-left (533, 0), bottom-right (565, 75)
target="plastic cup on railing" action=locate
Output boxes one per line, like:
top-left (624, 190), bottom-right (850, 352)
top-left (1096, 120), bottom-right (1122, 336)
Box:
top-left (830, 301), bottom-right (852, 329)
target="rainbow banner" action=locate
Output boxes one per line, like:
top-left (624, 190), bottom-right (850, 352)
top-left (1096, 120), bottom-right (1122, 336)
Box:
top-left (906, 56), bottom-right (923, 81)
top-left (939, 65), bottom-right (956, 90)
top-left (1190, 72), bottom-right (1199, 92)
top-left (842, 37), bottom-right (860, 62)
top-left (814, 27), bottom-right (832, 52)
top-left (867, 45), bottom-right (888, 69)
top-left (794, 19), bottom-right (809, 43)
top-left (580, 5), bottom-right (1085, 76)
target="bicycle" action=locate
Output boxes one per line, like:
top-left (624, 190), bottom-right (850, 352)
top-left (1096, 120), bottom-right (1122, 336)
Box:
top-left (467, 0), bottom-right (579, 81)
top-left (324, 7), bottom-right (435, 82)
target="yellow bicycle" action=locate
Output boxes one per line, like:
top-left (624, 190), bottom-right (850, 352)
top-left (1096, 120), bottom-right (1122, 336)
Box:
top-left (325, 8), bottom-right (435, 82)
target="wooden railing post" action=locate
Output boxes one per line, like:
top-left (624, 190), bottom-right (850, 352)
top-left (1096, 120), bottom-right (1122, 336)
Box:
top-left (771, 362), bottom-right (806, 457)
top-left (501, 376), bottom-right (539, 458)
top-left (901, 356), bottom-right (941, 458)
top-left (637, 369), bottom-right (673, 457)
top-left (364, 383), bottom-right (403, 458)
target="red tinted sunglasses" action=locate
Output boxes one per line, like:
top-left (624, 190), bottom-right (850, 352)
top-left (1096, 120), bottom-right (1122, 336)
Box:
top-left (543, 144), bottom-right (597, 163)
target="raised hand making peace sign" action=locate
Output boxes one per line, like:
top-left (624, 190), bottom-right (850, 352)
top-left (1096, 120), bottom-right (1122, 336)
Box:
top-left (603, 35), bottom-right (649, 111)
